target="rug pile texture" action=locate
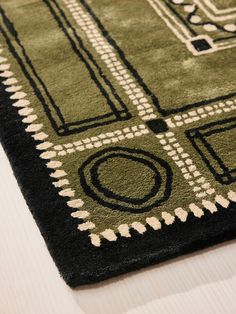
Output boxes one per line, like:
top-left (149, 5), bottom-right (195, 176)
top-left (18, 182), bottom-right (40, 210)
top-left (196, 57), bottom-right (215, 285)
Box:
top-left (0, 0), bottom-right (236, 286)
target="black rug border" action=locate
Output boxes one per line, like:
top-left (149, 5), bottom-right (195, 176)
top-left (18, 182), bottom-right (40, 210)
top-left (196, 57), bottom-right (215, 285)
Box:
top-left (1, 77), bottom-right (236, 287)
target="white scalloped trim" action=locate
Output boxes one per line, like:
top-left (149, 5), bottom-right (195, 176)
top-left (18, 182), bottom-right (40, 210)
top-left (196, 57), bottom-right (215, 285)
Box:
top-left (0, 45), bottom-right (89, 227)
top-left (89, 192), bottom-right (236, 247)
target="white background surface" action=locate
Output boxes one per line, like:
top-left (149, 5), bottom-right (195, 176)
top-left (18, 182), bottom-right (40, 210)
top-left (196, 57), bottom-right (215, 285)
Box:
top-left (1, 144), bottom-right (236, 314)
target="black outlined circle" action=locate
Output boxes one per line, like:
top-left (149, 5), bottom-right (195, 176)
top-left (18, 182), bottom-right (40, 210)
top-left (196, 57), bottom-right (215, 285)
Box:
top-left (79, 147), bottom-right (173, 213)
top-left (91, 153), bottom-right (162, 205)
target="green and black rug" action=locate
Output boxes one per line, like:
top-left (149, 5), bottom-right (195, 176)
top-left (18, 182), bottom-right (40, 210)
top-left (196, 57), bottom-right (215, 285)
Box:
top-left (0, 0), bottom-right (236, 287)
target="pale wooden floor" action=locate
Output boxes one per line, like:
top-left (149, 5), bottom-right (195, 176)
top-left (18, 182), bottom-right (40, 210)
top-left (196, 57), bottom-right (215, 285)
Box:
top-left (1, 144), bottom-right (236, 314)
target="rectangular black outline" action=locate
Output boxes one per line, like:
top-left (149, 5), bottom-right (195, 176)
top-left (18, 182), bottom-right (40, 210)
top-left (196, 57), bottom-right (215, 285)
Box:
top-left (0, 2), bottom-right (131, 136)
top-left (186, 117), bottom-right (236, 185)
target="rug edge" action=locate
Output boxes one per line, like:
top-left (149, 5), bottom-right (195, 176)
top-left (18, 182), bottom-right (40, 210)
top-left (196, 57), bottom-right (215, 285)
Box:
top-left (1, 78), bottom-right (236, 287)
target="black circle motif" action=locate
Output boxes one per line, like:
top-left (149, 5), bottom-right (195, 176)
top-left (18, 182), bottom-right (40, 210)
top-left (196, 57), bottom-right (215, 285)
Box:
top-left (79, 147), bottom-right (173, 213)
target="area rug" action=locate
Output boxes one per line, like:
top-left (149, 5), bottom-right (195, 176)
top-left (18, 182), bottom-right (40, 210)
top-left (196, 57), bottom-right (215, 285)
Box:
top-left (0, 0), bottom-right (236, 287)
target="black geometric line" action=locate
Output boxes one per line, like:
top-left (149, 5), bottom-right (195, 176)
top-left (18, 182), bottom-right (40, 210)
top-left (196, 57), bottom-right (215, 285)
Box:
top-left (0, 5), bottom-right (131, 136)
top-left (168, 0), bottom-right (236, 42)
top-left (79, 147), bottom-right (173, 213)
top-left (47, 0), bottom-right (129, 117)
top-left (80, 0), bottom-right (236, 116)
top-left (79, 0), bottom-right (162, 114)
top-left (165, 0), bottom-right (198, 36)
top-left (2, 72), bottom-right (236, 286)
top-left (186, 117), bottom-right (236, 185)
top-left (188, 116), bottom-right (236, 133)
top-left (201, 121), bottom-right (236, 137)
top-left (197, 132), bottom-right (230, 174)
top-left (0, 7), bottom-right (67, 134)
top-left (57, 112), bottom-right (118, 131)
top-left (91, 153), bottom-right (162, 205)
top-left (215, 34), bottom-right (236, 42)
